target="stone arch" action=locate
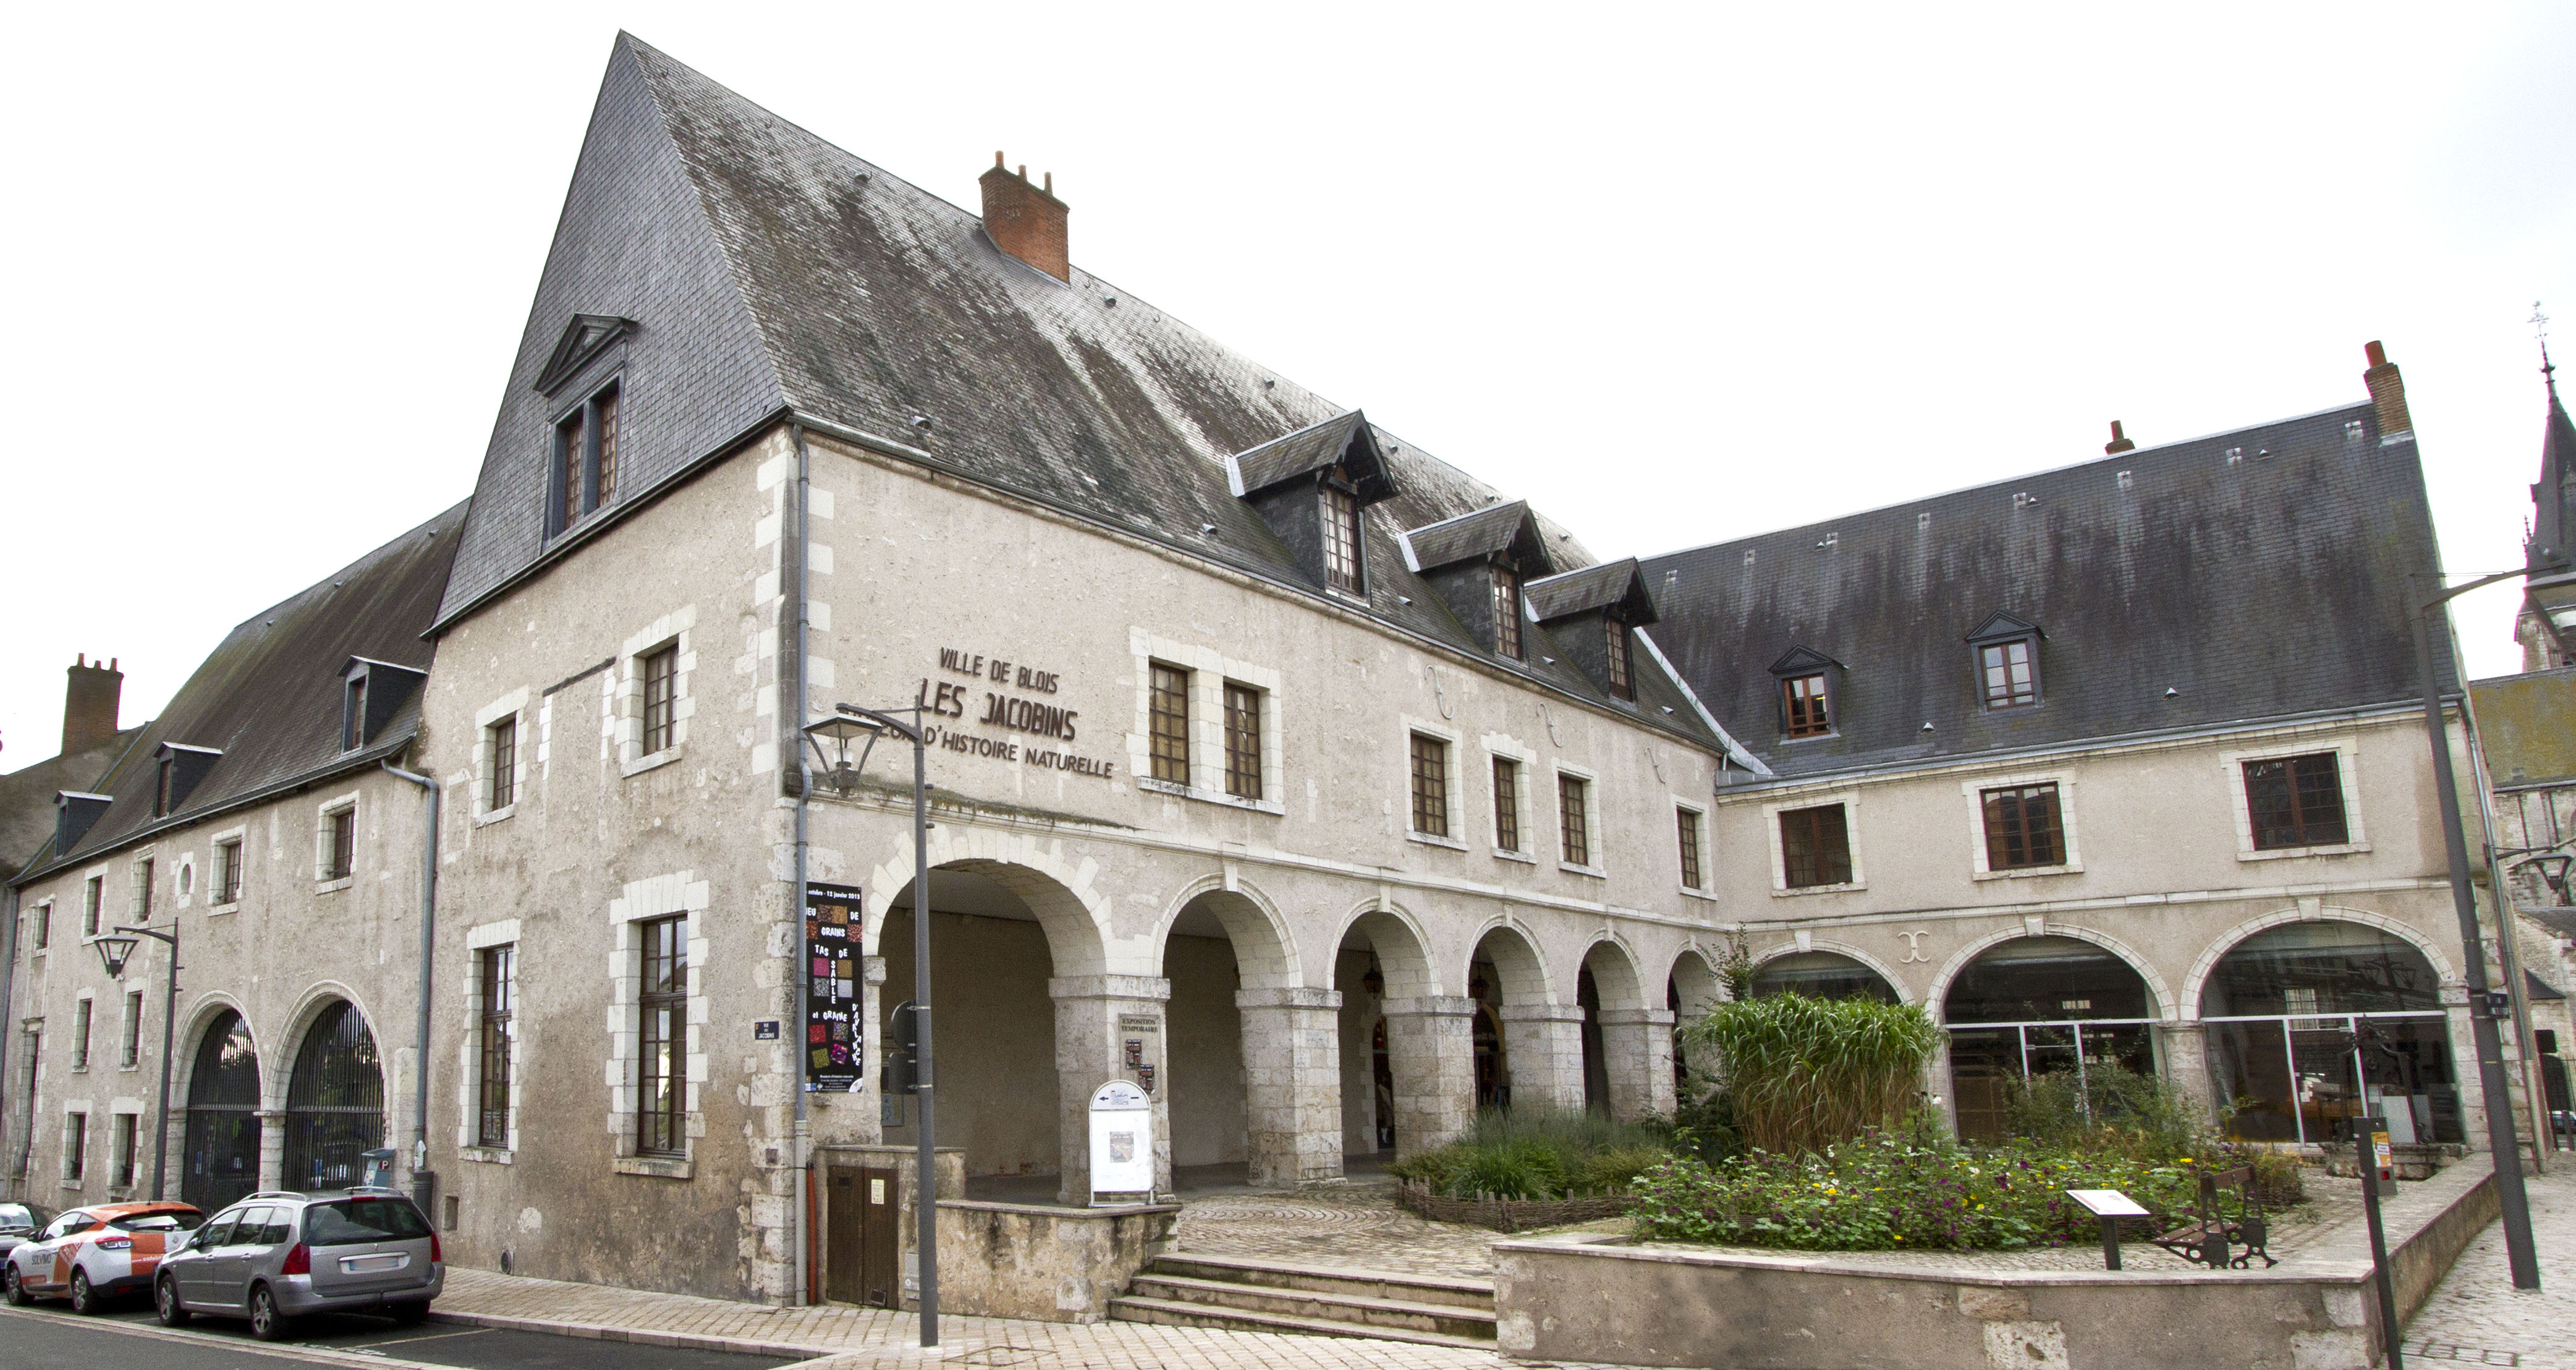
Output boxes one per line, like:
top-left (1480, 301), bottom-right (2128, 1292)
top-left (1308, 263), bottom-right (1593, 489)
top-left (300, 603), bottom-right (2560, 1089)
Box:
top-left (1925, 924), bottom-right (2174, 1026)
top-left (277, 991), bottom-right (389, 1192)
top-left (1666, 945), bottom-right (1723, 1016)
top-left (1332, 898), bottom-right (1465, 1158)
top-left (1156, 875), bottom-right (1334, 1185)
top-left (169, 993), bottom-right (260, 1108)
top-left (1582, 934), bottom-right (1671, 1122)
top-left (1332, 899), bottom-right (1440, 999)
top-left (1151, 874), bottom-right (1299, 990)
top-left (1465, 916), bottom-right (1556, 1005)
top-left (1468, 920), bottom-right (1577, 1113)
top-left (174, 996), bottom-right (264, 1213)
top-left (271, 982), bottom-right (383, 1113)
top-left (1750, 940), bottom-right (1909, 1003)
top-left (2179, 906), bottom-right (2458, 1021)
top-left (1580, 934), bottom-right (1648, 1011)
top-left (865, 832), bottom-right (1114, 977)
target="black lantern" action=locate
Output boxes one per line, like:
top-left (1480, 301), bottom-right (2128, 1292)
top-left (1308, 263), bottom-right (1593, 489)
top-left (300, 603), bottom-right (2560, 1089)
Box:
top-left (802, 713), bottom-right (884, 796)
top-left (92, 932), bottom-right (141, 979)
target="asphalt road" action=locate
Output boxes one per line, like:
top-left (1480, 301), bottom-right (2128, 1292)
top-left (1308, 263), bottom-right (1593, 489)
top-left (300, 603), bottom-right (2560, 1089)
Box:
top-left (0, 1300), bottom-right (802, 1370)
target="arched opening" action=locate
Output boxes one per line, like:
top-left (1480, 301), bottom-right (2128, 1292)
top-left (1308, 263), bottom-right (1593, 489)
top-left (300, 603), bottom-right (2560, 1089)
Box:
top-left (1943, 937), bottom-right (2154, 1142)
top-left (882, 862), bottom-right (1103, 1198)
top-left (1334, 909), bottom-right (1451, 1159)
top-left (283, 1001), bottom-right (384, 1191)
top-left (1752, 951), bottom-right (1899, 1003)
top-left (1161, 896), bottom-right (1247, 1178)
top-left (1580, 940), bottom-right (1659, 1120)
top-left (1668, 950), bottom-right (1722, 1100)
top-left (1156, 887), bottom-right (1324, 1187)
top-left (182, 1010), bottom-right (261, 1212)
top-left (2200, 921), bottom-right (2460, 1145)
top-left (1473, 926), bottom-right (1578, 1113)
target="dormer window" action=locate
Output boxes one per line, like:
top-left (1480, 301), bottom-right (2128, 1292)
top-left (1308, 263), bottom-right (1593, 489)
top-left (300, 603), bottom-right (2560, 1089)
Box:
top-left (1491, 564), bottom-right (1523, 660)
top-left (1320, 479), bottom-right (1363, 595)
top-left (156, 757), bottom-right (177, 817)
top-left (343, 676), bottom-right (368, 751)
top-left (1784, 674), bottom-right (1831, 736)
top-left (1966, 612), bottom-right (2045, 711)
top-left (1603, 617), bottom-right (1633, 700)
top-left (339, 657), bottom-right (428, 754)
top-left (551, 381), bottom-right (622, 537)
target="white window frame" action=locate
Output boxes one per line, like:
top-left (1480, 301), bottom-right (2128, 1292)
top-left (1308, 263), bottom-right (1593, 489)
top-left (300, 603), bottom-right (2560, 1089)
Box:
top-left (1761, 789), bottom-right (1868, 895)
top-left (1125, 629), bottom-right (1287, 815)
top-left (619, 606), bottom-right (697, 778)
top-left (62, 1107), bottom-right (90, 1186)
top-left (475, 689), bottom-right (532, 823)
top-left (1551, 761), bottom-right (1605, 877)
top-left (1674, 799), bottom-right (1713, 898)
top-left (2219, 736), bottom-right (2370, 861)
top-left (1482, 733), bottom-right (1538, 864)
top-left (458, 919), bottom-right (524, 1161)
top-left (30, 899), bottom-right (51, 955)
top-left (315, 791), bottom-right (360, 891)
top-left (1960, 770), bottom-right (2086, 879)
top-left (1398, 716), bottom-right (1468, 849)
top-left (606, 874), bottom-right (708, 1178)
top-left (206, 827), bottom-right (247, 914)
top-left (70, 993), bottom-right (95, 1073)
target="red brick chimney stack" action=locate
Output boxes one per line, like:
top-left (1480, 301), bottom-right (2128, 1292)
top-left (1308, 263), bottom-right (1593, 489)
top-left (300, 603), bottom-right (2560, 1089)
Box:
top-left (62, 653), bottom-right (122, 755)
top-left (2104, 421), bottom-right (2135, 455)
top-left (2362, 340), bottom-right (2414, 440)
top-left (979, 151), bottom-right (1071, 283)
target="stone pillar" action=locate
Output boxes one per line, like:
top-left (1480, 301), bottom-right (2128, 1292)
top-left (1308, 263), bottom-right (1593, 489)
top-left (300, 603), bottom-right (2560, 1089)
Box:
top-left (1050, 975), bottom-right (1172, 1205)
top-left (1236, 987), bottom-right (1344, 1186)
top-left (1499, 1003), bottom-right (1587, 1113)
top-left (1379, 997), bottom-right (1477, 1157)
top-left (256, 1109), bottom-right (286, 1193)
top-left (1596, 1008), bottom-right (1677, 1122)
top-left (2158, 1021), bottom-right (2219, 1123)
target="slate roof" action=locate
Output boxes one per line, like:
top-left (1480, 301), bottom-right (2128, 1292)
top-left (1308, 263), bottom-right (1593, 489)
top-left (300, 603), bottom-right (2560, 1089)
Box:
top-left (1404, 502), bottom-right (1538, 572)
top-left (12, 504), bottom-right (466, 883)
top-left (1232, 411), bottom-right (1393, 501)
top-left (1640, 404), bottom-right (2452, 781)
top-left (436, 35), bottom-right (1717, 750)
top-left (1529, 559), bottom-right (1659, 624)
top-left (2531, 364), bottom-right (2574, 569)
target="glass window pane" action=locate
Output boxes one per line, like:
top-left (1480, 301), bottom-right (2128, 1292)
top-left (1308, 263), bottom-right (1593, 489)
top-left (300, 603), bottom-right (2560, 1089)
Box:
top-left (1943, 936), bottom-right (2150, 1023)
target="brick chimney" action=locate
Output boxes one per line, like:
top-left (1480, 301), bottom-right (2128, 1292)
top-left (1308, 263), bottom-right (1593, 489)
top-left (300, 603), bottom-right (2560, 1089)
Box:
top-left (2104, 421), bottom-right (2135, 455)
top-left (62, 653), bottom-right (122, 755)
top-left (979, 152), bottom-right (1070, 283)
top-left (2363, 340), bottom-right (2414, 441)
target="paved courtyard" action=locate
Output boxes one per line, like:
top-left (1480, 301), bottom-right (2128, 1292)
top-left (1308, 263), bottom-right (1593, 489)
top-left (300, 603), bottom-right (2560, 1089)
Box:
top-left (2402, 1162), bottom-right (2576, 1369)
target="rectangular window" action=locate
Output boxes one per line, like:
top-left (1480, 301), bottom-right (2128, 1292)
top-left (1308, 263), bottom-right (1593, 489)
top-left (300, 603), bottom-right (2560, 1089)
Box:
top-left (1979, 639), bottom-right (2037, 708)
top-left (1148, 663), bottom-right (1191, 784)
top-left (1981, 783), bottom-right (2065, 869)
top-left (1492, 757), bottom-right (1522, 853)
top-left (486, 717), bottom-right (518, 811)
top-left (134, 859), bottom-right (153, 921)
top-left (1677, 808), bottom-right (1704, 890)
top-left (112, 1114), bottom-right (137, 1189)
top-left (325, 807), bottom-right (355, 880)
top-left (641, 646), bottom-right (678, 755)
top-left (72, 998), bottom-right (92, 1071)
top-left (83, 877), bottom-right (101, 937)
top-left (1779, 802), bottom-right (1854, 888)
top-left (214, 839), bottom-right (242, 904)
top-left (2243, 752), bottom-right (2349, 849)
top-left (156, 758), bottom-right (176, 817)
top-left (1491, 565), bottom-right (1523, 660)
top-left (1782, 673), bottom-right (1832, 737)
top-left (637, 917), bottom-right (687, 1157)
top-left (1222, 683), bottom-right (1262, 800)
top-left (1604, 619), bottom-right (1633, 700)
top-left (1559, 773), bottom-right (1592, 866)
top-left (64, 1113), bottom-right (87, 1181)
top-left (478, 946), bottom-right (515, 1149)
top-left (121, 991), bottom-right (142, 1068)
top-left (1320, 484), bottom-right (1363, 595)
top-left (556, 383), bottom-right (622, 533)
top-left (344, 676), bottom-right (368, 751)
top-left (32, 901), bottom-right (48, 951)
top-left (1408, 734), bottom-right (1451, 836)
top-left (593, 384), bottom-right (621, 506)
top-left (558, 406), bottom-right (587, 532)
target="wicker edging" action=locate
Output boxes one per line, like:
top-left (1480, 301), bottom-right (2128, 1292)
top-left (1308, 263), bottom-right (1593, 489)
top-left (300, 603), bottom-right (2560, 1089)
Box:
top-left (1394, 1178), bottom-right (1637, 1232)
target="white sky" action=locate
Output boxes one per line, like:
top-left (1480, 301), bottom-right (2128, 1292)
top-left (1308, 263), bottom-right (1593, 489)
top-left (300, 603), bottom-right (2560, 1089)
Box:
top-left (2, 4), bottom-right (2569, 767)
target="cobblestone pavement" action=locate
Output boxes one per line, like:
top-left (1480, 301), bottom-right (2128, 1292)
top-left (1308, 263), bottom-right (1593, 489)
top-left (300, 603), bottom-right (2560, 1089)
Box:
top-left (2402, 1164), bottom-right (2576, 1369)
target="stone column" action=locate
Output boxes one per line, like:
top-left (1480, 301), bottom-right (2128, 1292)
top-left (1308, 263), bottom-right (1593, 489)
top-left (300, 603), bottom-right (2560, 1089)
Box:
top-left (256, 1109), bottom-right (286, 1192)
top-left (1379, 997), bottom-right (1477, 1157)
top-left (1050, 974), bottom-right (1172, 1205)
top-left (2158, 1021), bottom-right (2219, 1122)
top-left (1596, 1008), bottom-right (1677, 1122)
top-left (1237, 987), bottom-right (1344, 1186)
top-left (1499, 1003), bottom-right (1587, 1113)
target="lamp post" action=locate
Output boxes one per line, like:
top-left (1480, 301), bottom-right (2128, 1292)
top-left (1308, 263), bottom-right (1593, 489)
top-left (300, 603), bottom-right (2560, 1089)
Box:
top-left (92, 921), bottom-right (179, 1201)
top-left (2410, 560), bottom-right (2562, 1290)
top-left (805, 703), bottom-right (936, 1345)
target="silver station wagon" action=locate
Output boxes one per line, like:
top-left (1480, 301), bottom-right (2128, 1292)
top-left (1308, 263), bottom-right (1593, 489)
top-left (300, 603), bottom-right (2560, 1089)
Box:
top-left (155, 1188), bottom-right (443, 1340)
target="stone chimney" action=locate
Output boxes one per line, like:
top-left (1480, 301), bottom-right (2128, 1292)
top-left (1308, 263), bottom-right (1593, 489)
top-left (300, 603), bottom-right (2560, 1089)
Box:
top-left (2363, 340), bottom-right (2414, 441)
top-left (2104, 421), bottom-right (2135, 455)
top-left (62, 653), bottom-right (122, 755)
top-left (979, 153), bottom-right (1070, 283)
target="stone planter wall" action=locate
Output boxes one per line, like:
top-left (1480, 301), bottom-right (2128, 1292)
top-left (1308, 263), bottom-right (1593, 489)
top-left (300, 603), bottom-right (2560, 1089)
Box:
top-left (933, 1199), bottom-right (1181, 1324)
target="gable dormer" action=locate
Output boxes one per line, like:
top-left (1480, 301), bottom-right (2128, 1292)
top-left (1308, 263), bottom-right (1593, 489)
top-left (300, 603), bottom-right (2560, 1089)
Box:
top-left (535, 313), bottom-right (638, 396)
top-left (340, 657), bottom-right (429, 752)
top-left (1965, 611), bottom-right (2045, 710)
top-left (1228, 411), bottom-right (1399, 598)
top-left (1401, 501), bottom-right (1552, 661)
top-left (54, 790), bottom-right (112, 856)
top-left (153, 742), bottom-right (224, 817)
top-left (1768, 646), bottom-right (1846, 739)
top-left (1527, 558), bottom-right (1661, 702)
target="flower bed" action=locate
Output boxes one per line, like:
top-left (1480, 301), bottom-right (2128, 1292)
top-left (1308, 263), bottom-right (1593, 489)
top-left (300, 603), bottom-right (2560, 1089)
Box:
top-left (1391, 1178), bottom-right (1635, 1232)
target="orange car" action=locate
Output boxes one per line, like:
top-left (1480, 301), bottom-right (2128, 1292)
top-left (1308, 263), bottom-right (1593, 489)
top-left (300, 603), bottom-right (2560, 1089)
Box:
top-left (2, 1201), bottom-right (205, 1314)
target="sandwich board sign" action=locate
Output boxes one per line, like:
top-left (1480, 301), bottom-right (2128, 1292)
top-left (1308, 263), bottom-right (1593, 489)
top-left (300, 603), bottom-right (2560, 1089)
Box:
top-left (1088, 1079), bottom-right (1155, 1206)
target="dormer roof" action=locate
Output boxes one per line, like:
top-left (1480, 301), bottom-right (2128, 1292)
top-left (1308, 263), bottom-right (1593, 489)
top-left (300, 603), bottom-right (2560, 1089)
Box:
top-left (534, 313), bottom-right (637, 395)
top-left (1527, 558), bottom-right (1659, 626)
top-left (1768, 646), bottom-right (1845, 676)
top-left (1402, 501), bottom-right (1546, 574)
top-left (1228, 411), bottom-right (1398, 503)
top-left (1965, 611), bottom-right (2044, 644)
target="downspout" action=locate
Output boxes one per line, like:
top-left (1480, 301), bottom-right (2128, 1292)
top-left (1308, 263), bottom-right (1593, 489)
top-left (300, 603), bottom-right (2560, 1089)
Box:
top-left (790, 422), bottom-right (814, 1307)
top-left (382, 758), bottom-right (439, 1209)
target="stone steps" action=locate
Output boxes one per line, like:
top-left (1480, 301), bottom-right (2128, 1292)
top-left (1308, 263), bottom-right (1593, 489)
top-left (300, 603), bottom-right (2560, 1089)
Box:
top-left (1108, 1252), bottom-right (1497, 1347)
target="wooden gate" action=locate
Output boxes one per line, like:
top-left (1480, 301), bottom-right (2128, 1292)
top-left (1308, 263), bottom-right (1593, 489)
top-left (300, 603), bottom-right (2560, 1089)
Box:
top-left (825, 1165), bottom-right (900, 1307)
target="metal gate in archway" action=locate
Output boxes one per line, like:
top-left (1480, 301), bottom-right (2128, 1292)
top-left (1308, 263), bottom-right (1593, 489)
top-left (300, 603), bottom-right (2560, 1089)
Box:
top-left (282, 1001), bottom-right (384, 1191)
top-left (182, 1010), bottom-right (263, 1212)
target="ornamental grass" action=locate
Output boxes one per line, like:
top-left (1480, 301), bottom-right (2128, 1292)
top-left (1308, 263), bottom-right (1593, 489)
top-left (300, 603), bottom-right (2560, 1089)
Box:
top-left (1387, 1107), bottom-right (1674, 1199)
top-left (1679, 993), bottom-right (1942, 1155)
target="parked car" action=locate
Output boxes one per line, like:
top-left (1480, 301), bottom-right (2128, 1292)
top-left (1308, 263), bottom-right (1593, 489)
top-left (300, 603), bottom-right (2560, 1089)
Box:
top-left (0, 1204), bottom-right (56, 1261)
top-left (153, 1188), bottom-right (442, 1340)
top-left (3, 1201), bottom-right (204, 1313)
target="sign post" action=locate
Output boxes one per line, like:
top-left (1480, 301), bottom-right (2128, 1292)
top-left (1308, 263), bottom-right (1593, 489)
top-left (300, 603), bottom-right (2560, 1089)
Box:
top-left (2065, 1189), bottom-right (2150, 1270)
top-left (802, 883), bottom-right (865, 1093)
top-left (1088, 1080), bottom-right (1155, 1206)
top-left (2357, 1123), bottom-right (2405, 1369)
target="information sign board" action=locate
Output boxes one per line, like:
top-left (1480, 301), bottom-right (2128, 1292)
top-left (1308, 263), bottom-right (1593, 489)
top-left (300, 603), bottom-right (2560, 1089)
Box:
top-left (1088, 1079), bottom-right (1154, 1204)
top-left (804, 882), bottom-right (865, 1092)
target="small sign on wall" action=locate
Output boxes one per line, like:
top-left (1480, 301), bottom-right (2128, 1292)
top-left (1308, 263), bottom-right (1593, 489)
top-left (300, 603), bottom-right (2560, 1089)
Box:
top-left (754, 1021), bottom-right (781, 1040)
top-left (1088, 1079), bottom-right (1154, 1206)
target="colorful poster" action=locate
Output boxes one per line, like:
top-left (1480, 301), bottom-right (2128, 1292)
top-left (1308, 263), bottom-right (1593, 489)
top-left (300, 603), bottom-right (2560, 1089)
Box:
top-left (804, 882), bottom-right (865, 1092)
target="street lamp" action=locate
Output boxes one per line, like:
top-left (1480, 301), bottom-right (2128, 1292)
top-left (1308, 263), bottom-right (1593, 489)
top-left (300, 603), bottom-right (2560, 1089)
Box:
top-left (805, 703), bottom-right (938, 1345)
top-left (92, 920), bottom-right (179, 1201)
top-left (2410, 558), bottom-right (2564, 1290)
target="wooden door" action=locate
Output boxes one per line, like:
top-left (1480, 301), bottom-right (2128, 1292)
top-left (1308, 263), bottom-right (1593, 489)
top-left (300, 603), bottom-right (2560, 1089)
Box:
top-left (824, 1167), bottom-right (865, 1305)
top-left (859, 1167), bottom-right (899, 1308)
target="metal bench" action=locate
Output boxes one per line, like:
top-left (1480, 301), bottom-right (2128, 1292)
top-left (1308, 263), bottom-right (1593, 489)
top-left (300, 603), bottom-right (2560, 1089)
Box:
top-left (2148, 1165), bottom-right (2276, 1269)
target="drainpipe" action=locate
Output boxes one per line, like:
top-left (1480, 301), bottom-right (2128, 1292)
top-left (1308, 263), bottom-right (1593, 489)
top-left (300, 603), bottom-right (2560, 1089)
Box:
top-left (790, 422), bottom-right (815, 1308)
top-left (383, 759), bottom-right (439, 1212)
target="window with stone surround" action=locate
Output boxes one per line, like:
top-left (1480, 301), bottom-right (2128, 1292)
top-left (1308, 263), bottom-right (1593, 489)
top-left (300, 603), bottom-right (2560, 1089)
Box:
top-left (478, 946), bottom-right (515, 1149)
top-left (83, 876), bottom-right (101, 937)
top-left (2243, 752), bottom-right (2349, 850)
top-left (1409, 733), bottom-right (1451, 837)
top-left (1493, 757), bottom-right (1522, 853)
top-left (641, 647), bottom-right (678, 757)
top-left (1558, 773), bottom-right (1591, 866)
top-left (72, 997), bottom-right (91, 1072)
top-left (635, 916), bottom-right (687, 1158)
top-left (1148, 663), bottom-right (1191, 784)
top-left (1981, 783), bottom-right (2065, 869)
top-left (1676, 806), bottom-right (1705, 890)
top-left (111, 1113), bottom-right (137, 1189)
top-left (213, 838), bottom-right (243, 904)
top-left (486, 716), bottom-right (518, 812)
top-left (1779, 803), bottom-right (1853, 888)
top-left (63, 1112), bottom-right (87, 1181)
top-left (132, 859), bottom-right (154, 922)
top-left (321, 804), bottom-right (355, 882)
top-left (1222, 682), bottom-right (1262, 800)
top-left (120, 992), bottom-right (142, 1069)
top-left (31, 900), bottom-right (49, 951)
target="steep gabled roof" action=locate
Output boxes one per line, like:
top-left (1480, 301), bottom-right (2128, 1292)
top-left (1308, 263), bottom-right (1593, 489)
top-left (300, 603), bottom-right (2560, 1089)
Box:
top-left (1231, 411), bottom-right (1397, 501)
top-left (1403, 501), bottom-right (1544, 573)
top-left (2530, 359), bottom-right (2575, 572)
top-left (1527, 558), bottom-right (1659, 625)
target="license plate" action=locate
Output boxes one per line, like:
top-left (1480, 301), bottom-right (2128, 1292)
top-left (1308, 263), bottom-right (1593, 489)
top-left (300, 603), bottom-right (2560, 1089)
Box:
top-left (341, 1253), bottom-right (409, 1273)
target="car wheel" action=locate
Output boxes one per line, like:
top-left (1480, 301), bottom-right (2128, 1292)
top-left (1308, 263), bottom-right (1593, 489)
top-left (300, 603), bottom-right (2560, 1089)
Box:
top-left (2, 1264), bottom-right (28, 1306)
top-left (250, 1284), bottom-right (295, 1342)
top-left (69, 1268), bottom-right (99, 1315)
top-left (155, 1272), bottom-right (192, 1327)
top-left (389, 1301), bottom-right (430, 1327)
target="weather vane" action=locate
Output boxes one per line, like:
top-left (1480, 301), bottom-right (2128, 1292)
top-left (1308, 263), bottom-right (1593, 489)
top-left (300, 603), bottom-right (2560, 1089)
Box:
top-left (2536, 300), bottom-right (2554, 380)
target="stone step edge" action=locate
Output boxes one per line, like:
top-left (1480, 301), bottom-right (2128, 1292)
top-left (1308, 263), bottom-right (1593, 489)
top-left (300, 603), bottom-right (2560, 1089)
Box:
top-left (427, 1308), bottom-right (824, 1360)
top-left (1127, 1275), bottom-right (1498, 1329)
top-left (1151, 1251), bottom-right (1496, 1298)
top-left (1106, 1295), bottom-right (1498, 1349)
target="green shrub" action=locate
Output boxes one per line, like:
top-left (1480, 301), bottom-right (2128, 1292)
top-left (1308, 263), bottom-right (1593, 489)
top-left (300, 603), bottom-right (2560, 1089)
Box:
top-left (2004, 1065), bottom-right (2207, 1159)
top-left (1680, 993), bottom-right (1941, 1155)
top-left (1385, 1108), bottom-right (1675, 1199)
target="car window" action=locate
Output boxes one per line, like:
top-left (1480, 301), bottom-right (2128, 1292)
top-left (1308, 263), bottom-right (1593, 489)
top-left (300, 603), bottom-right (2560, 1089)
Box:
top-left (41, 1212), bottom-right (92, 1241)
top-left (0, 1204), bottom-right (32, 1231)
top-left (111, 1213), bottom-right (191, 1233)
top-left (305, 1197), bottom-right (431, 1245)
top-left (195, 1215), bottom-right (239, 1249)
top-left (257, 1210), bottom-right (297, 1244)
top-left (227, 1208), bottom-right (272, 1245)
